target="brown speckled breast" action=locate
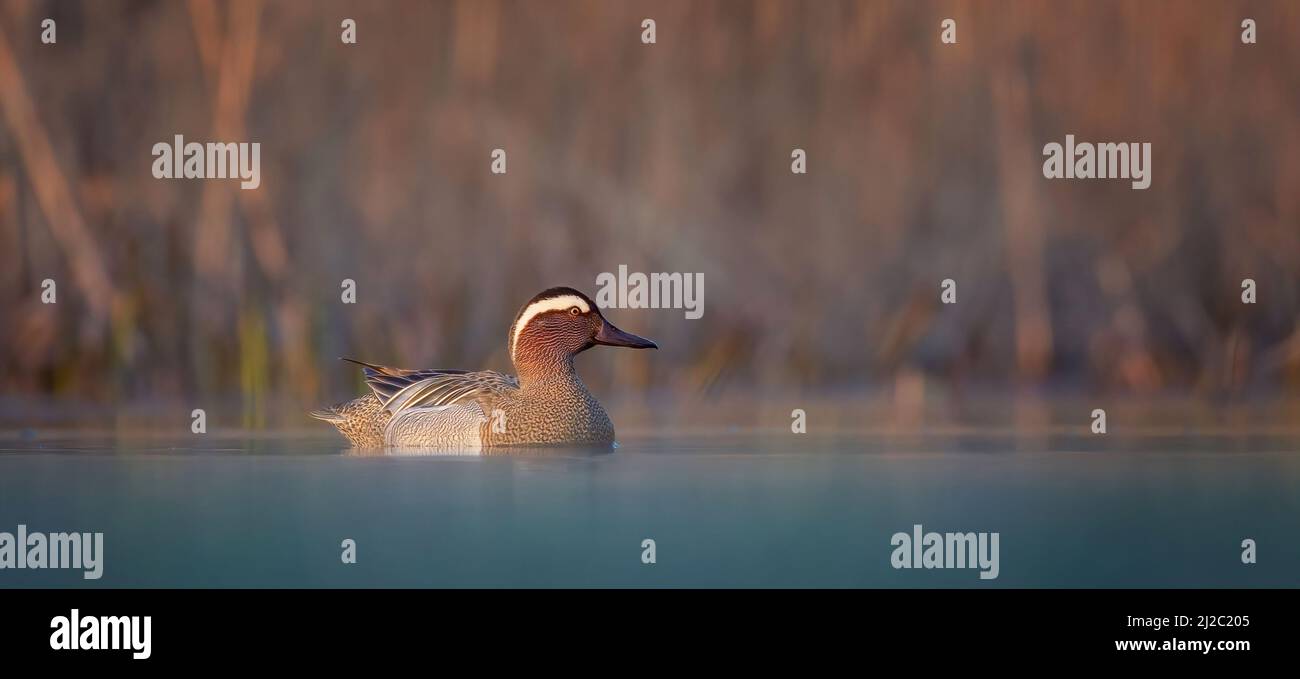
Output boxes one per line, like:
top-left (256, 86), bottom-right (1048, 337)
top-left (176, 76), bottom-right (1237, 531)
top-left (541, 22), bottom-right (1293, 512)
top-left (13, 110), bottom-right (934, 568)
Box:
top-left (482, 384), bottom-right (615, 446)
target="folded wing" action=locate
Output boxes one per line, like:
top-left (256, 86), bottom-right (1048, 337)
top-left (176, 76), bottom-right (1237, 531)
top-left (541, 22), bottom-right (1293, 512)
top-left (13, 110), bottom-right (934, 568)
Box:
top-left (343, 358), bottom-right (518, 417)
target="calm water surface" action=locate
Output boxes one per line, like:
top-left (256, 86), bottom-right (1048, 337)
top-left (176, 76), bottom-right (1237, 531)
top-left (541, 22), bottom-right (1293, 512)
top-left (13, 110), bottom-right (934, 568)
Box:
top-left (1, 431), bottom-right (1297, 587)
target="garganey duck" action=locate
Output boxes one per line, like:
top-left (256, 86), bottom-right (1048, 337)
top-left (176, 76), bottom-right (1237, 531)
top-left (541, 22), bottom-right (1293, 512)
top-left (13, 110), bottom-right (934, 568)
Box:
top-left (311, 287), bottom-right (657, 448)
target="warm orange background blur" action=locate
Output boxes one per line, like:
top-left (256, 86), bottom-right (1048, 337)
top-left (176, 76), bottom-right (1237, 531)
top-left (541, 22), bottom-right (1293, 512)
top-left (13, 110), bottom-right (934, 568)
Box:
top-left (1, 1), bottom-right (1298, 424)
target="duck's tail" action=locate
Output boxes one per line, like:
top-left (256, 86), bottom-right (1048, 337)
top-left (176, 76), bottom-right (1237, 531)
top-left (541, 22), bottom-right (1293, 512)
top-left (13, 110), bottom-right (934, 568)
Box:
top-left (310, 394), bottom-right (389, 447)
top-left (309, 405), bottom-right (346, 423)
top-left (311, 358), bottom-right (383, 422)
top-left (311, 359), bottom-right (398, 447)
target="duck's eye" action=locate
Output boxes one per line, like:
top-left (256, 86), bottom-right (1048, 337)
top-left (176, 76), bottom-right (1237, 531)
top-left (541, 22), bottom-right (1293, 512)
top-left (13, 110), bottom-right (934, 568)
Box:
top-left (568, 306), bottom-right (582, 316)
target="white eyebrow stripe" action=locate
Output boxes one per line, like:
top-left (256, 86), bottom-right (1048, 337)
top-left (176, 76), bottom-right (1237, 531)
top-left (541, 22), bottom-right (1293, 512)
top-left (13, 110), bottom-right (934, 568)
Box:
top-left (511, 295), bottom-right (590, 361)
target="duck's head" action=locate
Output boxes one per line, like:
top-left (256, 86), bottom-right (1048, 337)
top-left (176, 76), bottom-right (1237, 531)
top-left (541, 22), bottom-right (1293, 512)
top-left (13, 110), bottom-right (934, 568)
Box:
top-left (508, 287), bottom-right (657, 373)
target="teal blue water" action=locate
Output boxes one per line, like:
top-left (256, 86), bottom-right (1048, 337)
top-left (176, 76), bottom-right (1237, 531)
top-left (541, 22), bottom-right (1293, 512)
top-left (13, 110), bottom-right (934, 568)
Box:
top-left (0, 432), bottom-right (1297, 587)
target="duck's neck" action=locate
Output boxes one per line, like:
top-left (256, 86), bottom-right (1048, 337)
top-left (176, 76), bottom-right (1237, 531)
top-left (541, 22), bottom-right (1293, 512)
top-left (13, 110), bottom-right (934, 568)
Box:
top-left (514, 352), bottom-right (585, 393)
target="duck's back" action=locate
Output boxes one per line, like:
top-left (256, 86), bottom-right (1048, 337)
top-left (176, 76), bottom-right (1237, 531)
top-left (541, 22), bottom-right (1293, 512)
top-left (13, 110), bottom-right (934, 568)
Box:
top-left (312, 364), bottom-right (518, 448)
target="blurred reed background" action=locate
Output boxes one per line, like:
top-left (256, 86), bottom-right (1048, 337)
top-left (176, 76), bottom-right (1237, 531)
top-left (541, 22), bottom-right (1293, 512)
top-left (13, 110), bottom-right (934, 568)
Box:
top-left (1, 0), bottom-right (1298, 429)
